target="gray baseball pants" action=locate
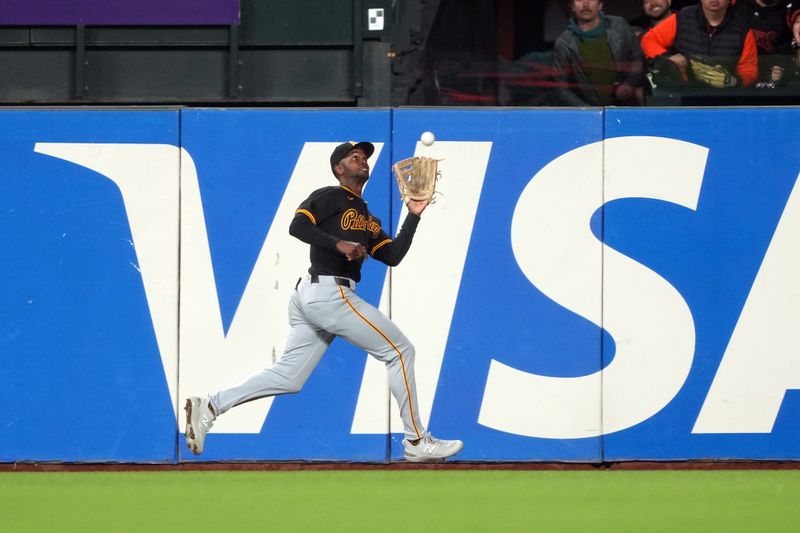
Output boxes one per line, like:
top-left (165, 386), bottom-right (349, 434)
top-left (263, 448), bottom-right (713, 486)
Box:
top-left (209, 274), bottom-right (425, 440)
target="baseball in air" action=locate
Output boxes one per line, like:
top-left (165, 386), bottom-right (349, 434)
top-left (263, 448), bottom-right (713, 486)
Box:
top-left (420, 131), bottom-right (435, 146)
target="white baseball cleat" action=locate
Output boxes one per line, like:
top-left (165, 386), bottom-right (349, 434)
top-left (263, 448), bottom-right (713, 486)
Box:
top-left (403, 432), bottom-right (464, 463)
top-left (185, 397), bottom-right (216, 456)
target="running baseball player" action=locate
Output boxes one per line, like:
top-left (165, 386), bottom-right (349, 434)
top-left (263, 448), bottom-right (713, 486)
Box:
top-left (185, 141), bottom-right (463, 462)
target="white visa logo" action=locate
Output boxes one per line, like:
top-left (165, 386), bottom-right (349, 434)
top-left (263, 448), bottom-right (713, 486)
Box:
top-left (34, 138), bottom-right (800, 438)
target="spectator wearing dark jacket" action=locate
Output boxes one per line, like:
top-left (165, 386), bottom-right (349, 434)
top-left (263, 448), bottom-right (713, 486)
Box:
top-left (553, 0), bottom-right (643, 106)
top-left (641, 0), bottom-right (759, 87)
top-left (764, 6), bottom-right (800, 85)
top-left (731, 0), bottom-right (792, 81)
top-left (731, 0), bottom-right (792, 55)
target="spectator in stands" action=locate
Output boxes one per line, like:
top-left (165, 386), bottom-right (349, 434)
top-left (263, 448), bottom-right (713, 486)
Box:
top-left (553, 0), bottom-right (643, 105)
top-left (641, 0), bottom-right (758, 87)
top-left (732, 1), bottom-right (792, 54)
top-left (731, 0), bottom-right (793, 81)
top-left (630, 0), bottom-right (675, 39)
top-left (763, 6), bottom-right (800, 85)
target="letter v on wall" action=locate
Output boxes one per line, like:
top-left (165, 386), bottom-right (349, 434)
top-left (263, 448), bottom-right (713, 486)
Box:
top-left (179, 142), bottom-right (384, 434)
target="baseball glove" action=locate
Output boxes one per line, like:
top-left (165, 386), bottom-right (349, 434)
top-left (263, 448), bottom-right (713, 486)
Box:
top-left (391, 156), bottom-right (441, 203)
top-left (689, 57), bottom-right (737, 88)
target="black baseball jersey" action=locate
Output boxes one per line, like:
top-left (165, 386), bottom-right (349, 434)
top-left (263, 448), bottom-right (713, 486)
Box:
top-left (290, 184), bottom-right (420, 282)
top-left (732, 0), bottom-right (792, 54)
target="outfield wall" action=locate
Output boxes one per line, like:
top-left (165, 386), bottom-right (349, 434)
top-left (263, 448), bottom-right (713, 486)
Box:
top-left (1, 107), bottom-right (798, 463)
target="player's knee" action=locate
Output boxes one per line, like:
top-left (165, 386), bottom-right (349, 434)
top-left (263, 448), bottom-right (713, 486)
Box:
top-left (378, 338), bottom-right (415, 365)
top-left (270, 371), bottom-right (306, 395)
top-left (401, 342), bottom-right (415, 364)
top-left (281, 378), bottom-right (304, 394)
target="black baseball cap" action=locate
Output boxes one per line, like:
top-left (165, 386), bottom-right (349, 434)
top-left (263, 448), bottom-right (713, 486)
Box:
top-left (330, 141), bottom-right (375, 175)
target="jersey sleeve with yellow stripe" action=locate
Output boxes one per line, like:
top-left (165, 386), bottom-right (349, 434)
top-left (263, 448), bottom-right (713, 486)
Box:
top-left (295, 208), bottom-right (317, 225)
top-left (289, 186), bottom-right (343, 251)
top-left (368, 222), bottom-right (392, 256)
top-left (369, 213), bottom-right (421, 267)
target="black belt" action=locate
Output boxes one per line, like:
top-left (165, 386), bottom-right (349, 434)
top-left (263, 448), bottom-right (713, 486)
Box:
top-left (309, 275), bottom-right (351, 287)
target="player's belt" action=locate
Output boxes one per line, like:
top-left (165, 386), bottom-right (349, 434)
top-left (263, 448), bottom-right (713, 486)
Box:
top-left (309, 275), bottom-right (353, 288)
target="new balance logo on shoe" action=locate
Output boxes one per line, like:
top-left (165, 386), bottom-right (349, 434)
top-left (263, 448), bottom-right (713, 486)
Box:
top-left (404, 432), bottom-right (463, 463)
top-left (185, 396), bottom-right (216, 456)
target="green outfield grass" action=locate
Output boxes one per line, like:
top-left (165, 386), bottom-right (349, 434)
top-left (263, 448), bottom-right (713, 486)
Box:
top-left (1, 470), bottom-right (799, 532)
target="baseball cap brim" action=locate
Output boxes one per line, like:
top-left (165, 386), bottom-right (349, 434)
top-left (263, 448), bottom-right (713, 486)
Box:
top-left (330, 141), bottom-right (375, 173)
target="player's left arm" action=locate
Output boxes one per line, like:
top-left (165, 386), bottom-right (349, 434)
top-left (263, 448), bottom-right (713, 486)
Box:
top-left (370, 213), bottom-right (422, 267)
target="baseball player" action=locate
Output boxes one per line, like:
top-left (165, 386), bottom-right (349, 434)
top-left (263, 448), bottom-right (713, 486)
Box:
top-left (185, 141), bottom-right (463, 462)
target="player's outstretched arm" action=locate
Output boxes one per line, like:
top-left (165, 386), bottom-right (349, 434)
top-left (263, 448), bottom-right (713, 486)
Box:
top-left (406, 199), bottom-right (429, 216)
top-left (371, 210), bottom-right (422, 267)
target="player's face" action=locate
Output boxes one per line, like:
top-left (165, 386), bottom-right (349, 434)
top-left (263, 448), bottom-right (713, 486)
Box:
top-left (793, 17), bottom-right (800, 43)
top-left (338, 149), bottom-right (370, 181)
top-left (571, 0), bottom-right (603, 24)
top-left (643, 0), bottom-right (670, 19)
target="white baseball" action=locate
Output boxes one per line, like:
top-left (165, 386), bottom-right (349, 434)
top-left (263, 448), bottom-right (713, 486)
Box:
top-left (420, 131), bottom-right (435, 146)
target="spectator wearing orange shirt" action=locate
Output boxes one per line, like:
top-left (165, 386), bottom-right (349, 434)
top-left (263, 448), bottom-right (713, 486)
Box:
top-left (641, 0), bottom-right (758, 87)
